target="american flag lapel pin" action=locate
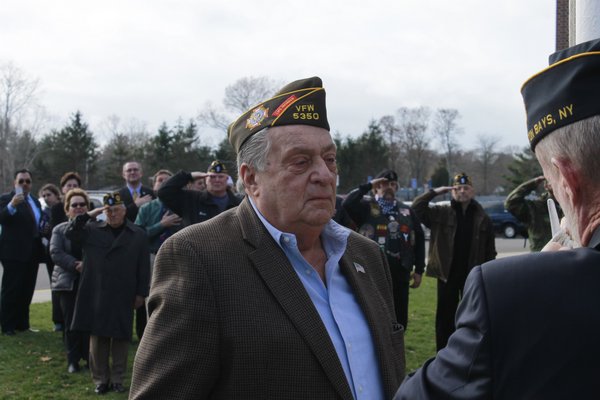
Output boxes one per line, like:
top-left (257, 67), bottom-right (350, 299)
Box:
top-left (353, 262), bottom-right (365, 273)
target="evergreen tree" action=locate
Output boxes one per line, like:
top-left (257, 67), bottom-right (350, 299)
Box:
top-left (504, 147), bottom-right (542, 191)
top-left (430, 159), bottom-right (450, 188)
top-left (336, 120), bottom-right (388, 193)
top-left (33, 111), bottom-right (98, 187)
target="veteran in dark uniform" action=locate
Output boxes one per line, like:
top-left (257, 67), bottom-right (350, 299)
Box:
top-left (67, 192), bottom-right (150, 394)
top-left (395, 38), bottom-right (600, 400)
top-left (157, 160), bottom-right (241, 228)
top-left (131, 77), bottom-right (405, 399)
top-left (343, 169), bottom-right (425, 330)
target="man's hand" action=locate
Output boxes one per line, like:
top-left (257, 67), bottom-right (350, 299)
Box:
top-left (10, 193), bottom-right (25, 207)
top-left (133, 295), bottom-right (145, 309)
top-left (434, 186), bottom-right (454, 195)
top-left (370, 177), bottom-right (388, 188)
top-left (410, 272), bottom-right (422, 288)
top-left (89, 206), bottom-right (107, 219)
top-left (160, 212), bottom-right (182, 228)
top-left (135, 194), bottom-right (153, 208)
top-left (191, 172), bottom-right (208, 180)
top-left (74, 261), bottom-right (83, 273)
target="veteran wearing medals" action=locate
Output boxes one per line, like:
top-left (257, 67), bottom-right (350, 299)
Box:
top-left (395, 38), bottom-right (600, 399)
top-left (131, 77), bottom-right (405, 399)
top-left (343, 169), bottom-right (425, 330)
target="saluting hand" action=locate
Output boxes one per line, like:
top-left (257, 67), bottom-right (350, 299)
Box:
top-left (89, 206), bottom-right (107, 219)
top-left (434, 186), bottom-right (454, 195)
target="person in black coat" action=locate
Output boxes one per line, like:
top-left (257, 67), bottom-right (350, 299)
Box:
top-left (394, 38), bottom-right (600, 400)
top-left (157, 160), bottom-right (242, 228)
top-left (0, 169), bottom-right (44, 336)
top-left (67, 192), bottom-right (150, 394)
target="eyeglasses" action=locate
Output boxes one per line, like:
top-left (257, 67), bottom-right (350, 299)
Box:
top-left (70, 202), bottom-right (88, 208)
top-left (18, 179), bottom-right (31, 184)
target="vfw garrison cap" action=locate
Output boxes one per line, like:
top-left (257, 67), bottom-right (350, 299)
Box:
top-left (227, 76), bottom-right (330, 153)
top-left (375, 169), bottom-right (399, 182)
top-left (103, 192), bottom-right (123, 206)
top-left (207, 160), bottom-right (228, 174)
top-left (521, 38), bottom-right (600, 150)
top-left (453, 173), bottom-right (472, 186)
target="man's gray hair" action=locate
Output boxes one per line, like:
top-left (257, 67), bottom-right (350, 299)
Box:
top-left (535, 115), bottom-right (600, 183)
top-left (236, 128), bottom-right (272, 190)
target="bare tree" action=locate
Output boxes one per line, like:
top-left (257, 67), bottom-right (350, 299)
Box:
top-left (396, 106), bottom-right (431, 186)
top-left (476, 134), bottom-right (501, 195)
top-left (0, 62), bottom-right (40, 190)
top-left (433, 108), bottom-right (462, 180)
top-left (223, 76), bottom-right (278, 112)
top-left (378, 115), bottom-right (401, 171)
top-left (197, 76), bottom-right (281, 134)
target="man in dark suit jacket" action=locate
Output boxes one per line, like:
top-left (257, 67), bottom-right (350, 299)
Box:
top-left (0, 169), bottom-right (44, 335)
top-left (394, 38), bottom-right (600, 400)
top-left (118, 161), bottom-right (155, 223)
top-left (131, 77), bottom-right (405, 399)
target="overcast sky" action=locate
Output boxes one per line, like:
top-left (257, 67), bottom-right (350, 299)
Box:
top-left (0, 0), bottom-right (555, 150)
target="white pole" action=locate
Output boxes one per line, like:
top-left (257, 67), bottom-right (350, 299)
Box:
top-left (575, 0), bottom-right (600, 44)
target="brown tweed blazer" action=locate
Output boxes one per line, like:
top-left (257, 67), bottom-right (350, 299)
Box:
top-left (130, 198), bottom-right (405, 399)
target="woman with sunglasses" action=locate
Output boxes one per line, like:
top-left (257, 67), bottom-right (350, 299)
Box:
top-left (50, 188), bottom-right (91, 374)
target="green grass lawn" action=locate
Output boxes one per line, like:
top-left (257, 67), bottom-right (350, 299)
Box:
top-left (0, 277), bottom-right (438, 399)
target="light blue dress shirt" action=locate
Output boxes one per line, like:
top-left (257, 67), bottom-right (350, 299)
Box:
top-left (249, 198), bottom-right (385, 400)
top-left (7, 194), bottom-right (41, 227)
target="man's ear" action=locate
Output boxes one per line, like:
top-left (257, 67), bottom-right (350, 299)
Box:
top-left (240, 164), bottom-right (258, 197)
top-left (552, 157), bottom-right (581, 207)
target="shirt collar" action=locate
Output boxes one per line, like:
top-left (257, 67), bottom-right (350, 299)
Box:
top-left (247, 196), bottom-right (350, 250)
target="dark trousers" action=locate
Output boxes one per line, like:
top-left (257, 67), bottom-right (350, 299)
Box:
top-left (135, 303), bottom-right (147, 341)
top-left (390, 265), bottom-right (410, 330)
top-left (0, 258), bottom-right (39, 333)
top-left (435, 265), bottom-right (469, 351)
top-left (58, 289), bottom-right (89, 365)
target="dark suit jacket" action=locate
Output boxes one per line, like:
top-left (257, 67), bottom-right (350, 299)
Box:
top-left (118, 185), bottom-right (155, 222)
top-left (131, 198), bottom-right (405, 399)
top-left (395, 247), bottom-right (600, 399)
top-left (0, 191), bottom-right (43, 262)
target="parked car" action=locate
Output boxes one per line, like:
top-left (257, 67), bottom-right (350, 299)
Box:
top-left (482, 201), bottom-right (527, 238)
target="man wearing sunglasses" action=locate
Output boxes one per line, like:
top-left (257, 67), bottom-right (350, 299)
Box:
top-left (0, 169), bottom-right (44, 336)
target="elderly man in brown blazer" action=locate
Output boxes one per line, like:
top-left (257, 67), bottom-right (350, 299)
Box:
top-left (130, 77), bottom-right (405, 399)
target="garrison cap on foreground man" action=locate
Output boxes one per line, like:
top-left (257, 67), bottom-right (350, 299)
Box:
top-left (395, 38), bottom-right (600, 399)
top-left (131, 77), bottom-right (405, 399)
